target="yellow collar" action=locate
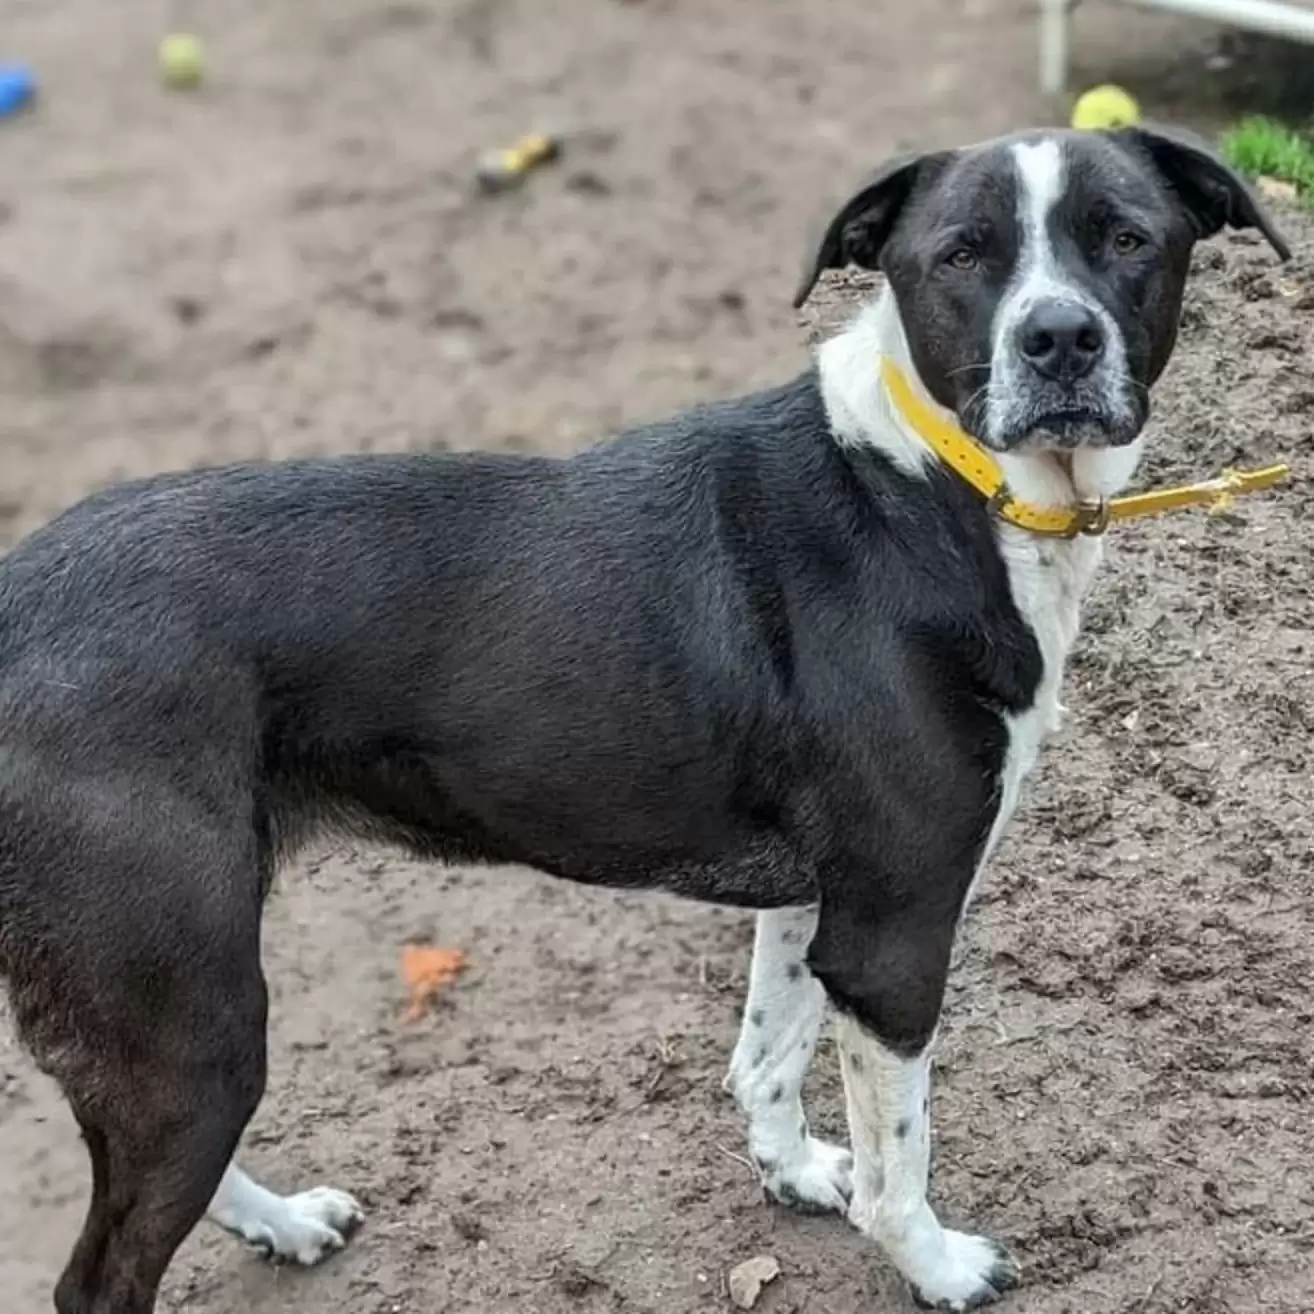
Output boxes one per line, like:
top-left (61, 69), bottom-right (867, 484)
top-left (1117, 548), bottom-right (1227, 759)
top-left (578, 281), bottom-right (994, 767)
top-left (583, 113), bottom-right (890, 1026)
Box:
top-left (879, 357), bottom-right (1289, 537)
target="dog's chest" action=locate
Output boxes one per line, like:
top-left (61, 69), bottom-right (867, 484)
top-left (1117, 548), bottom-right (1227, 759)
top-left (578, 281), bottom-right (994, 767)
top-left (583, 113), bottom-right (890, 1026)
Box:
top-left (963, 529), bottom-right (1099, 898)
top-left (973, 528), bottom-right (1101, 884)
top-left (999, 528), bottom-right (1100, 738)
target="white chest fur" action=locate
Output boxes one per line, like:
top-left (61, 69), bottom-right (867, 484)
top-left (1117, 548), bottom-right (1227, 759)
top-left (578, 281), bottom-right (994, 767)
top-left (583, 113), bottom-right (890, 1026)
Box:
top-left (998, 525), bottom-right (1102, 739)
top-left (976, 527), bottom-right (1101, 884)
top-left (983, 438), bottom-right (1138, 864)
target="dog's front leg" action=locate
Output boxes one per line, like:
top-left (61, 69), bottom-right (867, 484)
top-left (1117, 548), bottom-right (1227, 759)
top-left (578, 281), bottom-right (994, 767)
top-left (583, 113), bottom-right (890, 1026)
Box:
top-left (724, 907), bottom-right (853, 1213)
top-left (811, 906), bottom-right (1020, 1310)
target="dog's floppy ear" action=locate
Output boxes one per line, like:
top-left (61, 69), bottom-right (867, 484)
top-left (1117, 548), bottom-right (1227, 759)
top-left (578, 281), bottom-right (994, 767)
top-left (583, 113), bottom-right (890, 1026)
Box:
top-left (792, 151), bottom-right (946, 308)
top-left (1111, 123), bottom-right (1291, 261)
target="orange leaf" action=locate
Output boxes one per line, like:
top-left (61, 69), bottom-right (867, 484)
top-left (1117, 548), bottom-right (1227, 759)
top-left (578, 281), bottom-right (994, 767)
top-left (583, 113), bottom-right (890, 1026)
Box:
top-left (400, 944), bottom-right (467, 1023)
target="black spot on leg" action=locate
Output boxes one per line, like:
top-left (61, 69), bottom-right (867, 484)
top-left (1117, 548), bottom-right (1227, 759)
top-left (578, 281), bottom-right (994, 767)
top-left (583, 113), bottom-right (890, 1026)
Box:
top-left (770, 1083), bottom-right (784, 1104)
top-left (848, 1051), bottom-right (864, 1072)
top-left (786, 962), bottom-right (804, 983)
top-left (750, 1008), bottom-right (765, 1027)
top-left (773, 1181), bottom-right (830, 1216)
top-left (895, 1118), bottom-right (910, 1140)
top-left (753, 1046), bottom-right (768, 1067)
top-left (799, 1121), bottom-right (808, 1141)
top-left (923, 1097), bottom-right (929, 1115)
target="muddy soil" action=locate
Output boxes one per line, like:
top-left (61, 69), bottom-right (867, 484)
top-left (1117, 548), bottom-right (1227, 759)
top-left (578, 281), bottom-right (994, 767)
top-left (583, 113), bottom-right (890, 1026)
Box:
top-left (1, 1), bottom-right (1312, 1312)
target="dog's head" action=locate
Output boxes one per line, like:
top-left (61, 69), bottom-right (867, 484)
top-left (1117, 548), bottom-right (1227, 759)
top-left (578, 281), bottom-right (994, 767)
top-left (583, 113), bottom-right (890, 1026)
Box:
top-left (796, 127), bottom-right (1289, 453)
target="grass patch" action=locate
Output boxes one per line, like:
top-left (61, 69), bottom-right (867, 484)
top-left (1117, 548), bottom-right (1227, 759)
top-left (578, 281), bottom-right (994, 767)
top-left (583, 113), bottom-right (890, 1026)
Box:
top-left (1220, 116), bottom-right (1314, 203)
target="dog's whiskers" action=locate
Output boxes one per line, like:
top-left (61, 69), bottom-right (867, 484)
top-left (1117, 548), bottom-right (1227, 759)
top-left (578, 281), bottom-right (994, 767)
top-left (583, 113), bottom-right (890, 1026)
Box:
top-left (946, 361), bottom-right (991, 380)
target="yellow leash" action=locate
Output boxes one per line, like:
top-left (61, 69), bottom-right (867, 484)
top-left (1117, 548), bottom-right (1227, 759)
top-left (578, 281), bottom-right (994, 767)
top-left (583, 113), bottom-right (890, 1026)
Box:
top-left (879, 357), bottom-right (1290, 538)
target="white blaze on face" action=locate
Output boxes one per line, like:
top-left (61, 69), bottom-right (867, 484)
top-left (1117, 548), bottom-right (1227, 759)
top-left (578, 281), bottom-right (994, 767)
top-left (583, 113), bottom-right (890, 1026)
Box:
top-left (1014, 138), bottom-right (1066, 268)
top-left (986, 137), bottom-right (1134, 446)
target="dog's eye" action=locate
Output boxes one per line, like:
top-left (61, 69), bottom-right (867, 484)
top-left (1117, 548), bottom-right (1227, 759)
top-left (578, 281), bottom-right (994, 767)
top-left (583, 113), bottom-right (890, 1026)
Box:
top-left (946, 248), bottom-right (979, 271)
top-left (1111, 231), bottom-right (1144, 256)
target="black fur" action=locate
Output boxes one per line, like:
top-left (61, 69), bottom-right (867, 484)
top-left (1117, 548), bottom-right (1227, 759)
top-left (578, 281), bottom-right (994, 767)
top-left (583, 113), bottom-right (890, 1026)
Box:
top-left (0, 372), bottom-right (1040, 909)
top-left (0, 369), bottom-right (1037, 1312)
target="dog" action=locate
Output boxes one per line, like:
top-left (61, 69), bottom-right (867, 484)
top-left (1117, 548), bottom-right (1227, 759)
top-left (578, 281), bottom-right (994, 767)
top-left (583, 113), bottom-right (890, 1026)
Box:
top-left (0, 125), bottom-right (1288, 1313)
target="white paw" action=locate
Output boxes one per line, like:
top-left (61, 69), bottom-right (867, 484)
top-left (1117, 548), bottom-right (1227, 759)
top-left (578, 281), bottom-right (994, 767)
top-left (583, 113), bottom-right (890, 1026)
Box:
top-left (238, 1187), bottom-right (365, 1267)
top-left (760, 1136), bottom-right (853, 1215)
top-left (908, 1230), bottom-right (1020, 1311)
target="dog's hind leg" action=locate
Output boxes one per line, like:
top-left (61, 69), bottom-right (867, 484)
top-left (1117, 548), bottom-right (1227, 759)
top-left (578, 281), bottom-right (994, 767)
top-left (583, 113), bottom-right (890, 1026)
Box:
top-left (6, 796), bottom-right (309, 1314)
top-left (56, 1072), bottom-right (258, 1314)
top-left (46, 898), bottom-right (361, 1310)
top-left (207, 1164), bottom-right (363, 1265)
top-left (48, 921), bottom-right (269, 1314)
top-left (724, 907), bottom-right (852, 1214)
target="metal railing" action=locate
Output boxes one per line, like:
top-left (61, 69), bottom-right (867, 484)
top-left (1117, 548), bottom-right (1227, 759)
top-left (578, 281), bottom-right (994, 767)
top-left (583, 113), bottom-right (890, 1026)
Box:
top-left (1040, 0), bottom-right (1314, 94)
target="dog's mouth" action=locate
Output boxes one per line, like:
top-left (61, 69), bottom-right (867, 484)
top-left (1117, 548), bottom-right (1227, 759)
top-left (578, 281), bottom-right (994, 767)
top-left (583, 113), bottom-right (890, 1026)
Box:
top-left (1024, 407), bottom-right (1111, 449)
top-left (988, 400), bottom-right (1142, 453)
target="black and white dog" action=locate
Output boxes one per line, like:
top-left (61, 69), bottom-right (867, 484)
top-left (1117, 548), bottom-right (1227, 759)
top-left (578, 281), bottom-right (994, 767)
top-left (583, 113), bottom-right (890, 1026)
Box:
top-left (0, 127), bottom-right (1288, 1313)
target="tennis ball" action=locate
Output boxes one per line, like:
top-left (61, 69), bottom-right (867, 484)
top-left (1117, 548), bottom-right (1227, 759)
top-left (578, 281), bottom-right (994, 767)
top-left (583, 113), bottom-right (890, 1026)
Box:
top-left (159, 34), bottom-right (204, 89)
top-left (1071, 84), bottom-right (1140, 131)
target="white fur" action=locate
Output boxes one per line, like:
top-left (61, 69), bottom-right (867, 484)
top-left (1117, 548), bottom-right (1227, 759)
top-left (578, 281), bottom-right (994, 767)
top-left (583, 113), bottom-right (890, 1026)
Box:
top-left (818, 293), bottom-right (935, 478)
top-left (964, 516), bottom-right (1095, 912)
top-left (838, 1016), bottom-right (1018, 1308)
top-left (987, 139), bottom-right (1137, 445)
top-left (208, 1163), bottom-right (363, 1265)
top-left (725, 907), bottom-right (853, 1212)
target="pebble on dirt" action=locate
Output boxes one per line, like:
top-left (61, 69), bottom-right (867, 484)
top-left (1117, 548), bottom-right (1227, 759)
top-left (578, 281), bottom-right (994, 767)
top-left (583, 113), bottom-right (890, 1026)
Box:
top-left (727, 1254), bottom-right (781, 1309)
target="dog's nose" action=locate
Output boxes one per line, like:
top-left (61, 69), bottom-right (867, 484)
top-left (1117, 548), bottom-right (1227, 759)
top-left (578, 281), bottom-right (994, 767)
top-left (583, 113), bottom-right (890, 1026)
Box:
top-left (1018, 301), bottom-right (1104, 382)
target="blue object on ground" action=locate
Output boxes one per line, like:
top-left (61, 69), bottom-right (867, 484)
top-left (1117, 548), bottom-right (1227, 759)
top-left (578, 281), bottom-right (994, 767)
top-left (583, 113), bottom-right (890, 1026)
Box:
top-left (0, 64), bottom-right (35, 118)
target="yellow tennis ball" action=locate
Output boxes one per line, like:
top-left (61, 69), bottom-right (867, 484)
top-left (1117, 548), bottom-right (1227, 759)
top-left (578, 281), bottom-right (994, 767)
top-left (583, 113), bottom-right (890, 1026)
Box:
top-left (159, 34), bottom-right (204, 89)
top-left (1070, 84), bottom-right (1141, 131)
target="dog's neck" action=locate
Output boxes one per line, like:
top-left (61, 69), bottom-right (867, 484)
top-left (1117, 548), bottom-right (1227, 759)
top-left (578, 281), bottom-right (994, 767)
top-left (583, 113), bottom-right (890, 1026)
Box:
top-left (817, 288), bottom-right (1145, 509)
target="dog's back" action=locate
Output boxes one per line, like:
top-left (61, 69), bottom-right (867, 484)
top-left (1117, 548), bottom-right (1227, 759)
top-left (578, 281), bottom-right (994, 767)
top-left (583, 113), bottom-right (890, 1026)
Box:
top-left (0, 379), bottom-right (843, 1015)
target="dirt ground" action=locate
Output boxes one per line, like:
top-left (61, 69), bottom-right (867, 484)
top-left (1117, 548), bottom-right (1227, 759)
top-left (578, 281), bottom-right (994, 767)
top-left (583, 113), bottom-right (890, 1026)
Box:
top-left (2, 1), bottom-right (1312, 1312)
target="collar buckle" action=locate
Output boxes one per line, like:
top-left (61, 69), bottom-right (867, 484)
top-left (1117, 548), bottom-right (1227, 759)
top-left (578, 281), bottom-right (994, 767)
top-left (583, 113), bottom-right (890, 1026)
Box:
top-left (986, 485), bottom-right (1110, 538)
top-left (985, 482), bottom-right (1016, 521)
top-left (1070, 496), bottom-right (1111, 538)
